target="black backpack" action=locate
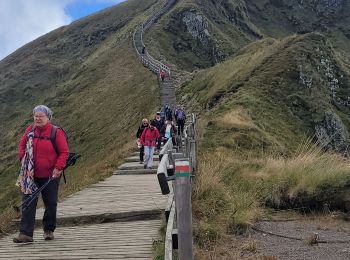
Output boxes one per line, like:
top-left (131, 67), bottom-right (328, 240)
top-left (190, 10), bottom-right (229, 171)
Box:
top-left (31, 125), bottom-right (80, 182)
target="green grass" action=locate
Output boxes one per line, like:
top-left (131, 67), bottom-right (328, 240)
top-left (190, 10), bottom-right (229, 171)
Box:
top-left (0, 0), bottom-right (161, 233)
top-left (179, 32), bottom-right (350, 257)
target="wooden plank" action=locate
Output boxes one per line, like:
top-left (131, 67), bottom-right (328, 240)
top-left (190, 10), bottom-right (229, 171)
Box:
top-left (0, 220), bottom-right (160, 259)
top-left (34, 174), bottom-right (167, 221)
top-left (165, 200), bottom-right (176, 260)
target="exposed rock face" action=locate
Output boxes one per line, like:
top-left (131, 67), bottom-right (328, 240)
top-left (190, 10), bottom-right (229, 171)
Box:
top-left (173, 10), bottom-right (225, 66)
top-left (315, 111), bottom-right (349, 153)
top-left (296, 37), bottom-right (350, 107)
top-left (182, 11), bottom-right (211, 47)
top-left (271, 0), bottom-right (344, 15)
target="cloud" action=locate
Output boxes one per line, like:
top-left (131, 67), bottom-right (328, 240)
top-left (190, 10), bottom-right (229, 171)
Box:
top-left (0, 0), bottom-right (72, 61)
top-left (0, 0), bottom-right (126, 61)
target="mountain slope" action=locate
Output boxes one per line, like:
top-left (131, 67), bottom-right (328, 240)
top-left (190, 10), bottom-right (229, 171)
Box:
top-left (144, 0), bottom-right (350, 70)
top-left (0, 0), bottom-right (160, 213)
top-left (180, 33), bottom-right (350, 154)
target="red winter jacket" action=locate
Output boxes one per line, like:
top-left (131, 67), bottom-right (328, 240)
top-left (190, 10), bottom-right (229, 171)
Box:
top-left (140, 127), bottom-right (160, 147)
top-left (19, 123), bottom-right (69, 178)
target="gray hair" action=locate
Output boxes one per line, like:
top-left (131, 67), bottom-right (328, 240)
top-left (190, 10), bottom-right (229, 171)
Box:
top-left (33, 105), bottom-right (53, 120)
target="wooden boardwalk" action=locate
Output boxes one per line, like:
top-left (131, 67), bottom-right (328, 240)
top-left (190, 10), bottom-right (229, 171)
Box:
top-left (0, 220), bottom-right (161, 259)
top-left (0, 154), bottom-right (168, 259)
top-left (0, 0), bottom-right (179, 258)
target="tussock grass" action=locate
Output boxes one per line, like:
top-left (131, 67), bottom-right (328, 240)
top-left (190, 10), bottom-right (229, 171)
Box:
top-left (193, 140), bottom-right (350, 251)
top-left (259, 141), bottom-right (350, 211)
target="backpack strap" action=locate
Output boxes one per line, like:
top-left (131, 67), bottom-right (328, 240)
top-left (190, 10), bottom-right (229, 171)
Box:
top-left (50, 125), bottom-right (59, 154)
top-left (50, 125), bottom-right (67, 184)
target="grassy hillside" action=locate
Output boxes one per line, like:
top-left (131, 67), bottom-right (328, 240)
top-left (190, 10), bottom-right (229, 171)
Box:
top-left (0, 0), bottom-right (161, 231)
top-left (178, 32), bottom-right (350, 257)
top-left (138, 0), bottom-right (350, 257)
top-left (144, 0), bottom-right (350, 70)
top-left (182, 33), bottom-right (350, 152)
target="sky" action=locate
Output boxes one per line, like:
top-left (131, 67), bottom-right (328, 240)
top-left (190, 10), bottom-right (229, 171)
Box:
top-left (0, 0), bottom-right (126, 61)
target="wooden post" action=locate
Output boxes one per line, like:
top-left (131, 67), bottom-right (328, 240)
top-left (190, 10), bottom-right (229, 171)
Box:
top-left (174, 159), bottom-right (193, 260)
top-left (190, 139), bottom-right (197, 173)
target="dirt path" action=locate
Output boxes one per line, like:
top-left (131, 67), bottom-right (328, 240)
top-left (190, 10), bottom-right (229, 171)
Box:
top-left (247, 215), bottom-right (350, 260)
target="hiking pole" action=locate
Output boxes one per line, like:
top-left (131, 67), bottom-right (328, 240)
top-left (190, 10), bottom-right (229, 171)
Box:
top-left (13, 177), bottom-right (54, 213)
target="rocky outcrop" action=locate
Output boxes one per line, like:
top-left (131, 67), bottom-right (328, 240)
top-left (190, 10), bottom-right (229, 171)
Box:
top-left (182, 11), bottom-right (211, 47)
top-left (315, 111), bottom-right (349, 153)
top-left (169, 9), bottom-right (225, 67)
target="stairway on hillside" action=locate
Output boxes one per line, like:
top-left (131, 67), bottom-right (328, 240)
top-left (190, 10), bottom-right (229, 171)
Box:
top-left (0, 0), bottom-right (180, 258)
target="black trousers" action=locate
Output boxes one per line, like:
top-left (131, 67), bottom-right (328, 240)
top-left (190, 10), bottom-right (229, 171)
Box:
top-left (20, 178), bottom-right (60, 237)
top-left (139, 146), bottom-right (144, 162)
top-left (177, 120), bottom-right (185, 135)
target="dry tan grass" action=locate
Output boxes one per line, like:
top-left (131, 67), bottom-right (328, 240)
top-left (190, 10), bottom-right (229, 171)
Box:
top-left (214, 108), bottom-right (257, 130)
top-left (193, 149), bottom-right (232, 199)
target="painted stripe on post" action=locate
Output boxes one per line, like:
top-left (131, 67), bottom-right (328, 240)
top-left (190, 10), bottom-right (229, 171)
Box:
top-left (176, 173), bottom-right (191, 177)
top-left (176, 165), bottom-right (190, 171)
top-left (175, 160), bottom-right (190, 177)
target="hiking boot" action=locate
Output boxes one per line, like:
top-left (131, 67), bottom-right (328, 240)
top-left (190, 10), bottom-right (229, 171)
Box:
top-left (13, 233), bottom-right (33, 243)
top-left (43, 230), bottom-right (54, 240)
top-left (139, 161), bottom-right (143, 164)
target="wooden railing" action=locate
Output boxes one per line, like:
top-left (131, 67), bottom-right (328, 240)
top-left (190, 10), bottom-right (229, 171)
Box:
top-left (157, 114), bottom-right (197, 260)
top-left (132, 0), bottom-right (177, 76)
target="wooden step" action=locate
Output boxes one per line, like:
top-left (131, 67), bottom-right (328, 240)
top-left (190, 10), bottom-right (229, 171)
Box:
top-left (118, 161), bottom-right (160, 170)
top-left (114, 169), bottom-right (157, 175)
top-left (125, 156), bottom-right (159, 162)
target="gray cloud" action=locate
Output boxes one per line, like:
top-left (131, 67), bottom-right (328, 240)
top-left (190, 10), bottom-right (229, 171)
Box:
top-left (0, 0), bottom-right (126, 61)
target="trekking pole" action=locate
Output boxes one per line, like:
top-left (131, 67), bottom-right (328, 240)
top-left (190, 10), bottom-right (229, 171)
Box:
top-left (13, 177), bottom-right (54, 213)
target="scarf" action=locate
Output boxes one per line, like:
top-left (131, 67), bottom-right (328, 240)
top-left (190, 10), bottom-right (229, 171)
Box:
top-left (16, 129), bottom-right (37, 194)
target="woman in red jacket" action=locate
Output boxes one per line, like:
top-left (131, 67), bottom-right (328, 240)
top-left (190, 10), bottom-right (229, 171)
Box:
top-left (140, 120), bottom-right (160, 169)
top-left (13, 105), bottom-right (69, 243)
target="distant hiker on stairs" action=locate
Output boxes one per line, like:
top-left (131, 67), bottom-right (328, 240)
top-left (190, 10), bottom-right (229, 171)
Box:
top-left (175, 107), bottom-right (186, 135)
top-left (14, 105), bottom-right (69, 243)
top-left (136, 118), bottom-right (149, 164)
top-left (140, 121), bottom-right (160, 169)
top-left (152, 112), bottom-right (164, 153)
top-left (160, 69), bottom-right (166, 82)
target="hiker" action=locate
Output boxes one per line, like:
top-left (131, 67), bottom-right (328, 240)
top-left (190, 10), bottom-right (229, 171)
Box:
top-left (165, 105), bottom-right (173, 121)
top-left (160, 69), bottom-right (166, 82)
top-left (14, 105), bottom-right (69, 243)
top-left (152, 112), bottom-right (165, 152)
top-left (141, 46), bottom-right (146, 54)
top-left (175, 107), bottom-right (186, 135)
top-left (140, 120), bottom-right (160, 169)
top-left (161, 120), bottom-right (176, 145)
top-left (136, 118), bottom-right (149, 164)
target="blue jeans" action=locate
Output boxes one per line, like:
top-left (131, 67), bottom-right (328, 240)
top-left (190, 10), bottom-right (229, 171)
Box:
top-left (20, 178), bottom-right (60, 237)
top-left (144, 146), bottom-right (155, 168)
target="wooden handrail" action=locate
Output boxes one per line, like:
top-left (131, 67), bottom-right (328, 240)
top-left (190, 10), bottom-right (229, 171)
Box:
top-left (132, 0), bottom-right (177, 77)
top-left (156, 118), bottom-right (197, 259)
top-left (165, 199), bottom-right (176, 260)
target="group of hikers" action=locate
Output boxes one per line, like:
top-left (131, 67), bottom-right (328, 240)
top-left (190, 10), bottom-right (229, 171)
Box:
top-left (12, 104), bottom-right (185, 243)
top-left (136, 106), bottom-right (186, 169)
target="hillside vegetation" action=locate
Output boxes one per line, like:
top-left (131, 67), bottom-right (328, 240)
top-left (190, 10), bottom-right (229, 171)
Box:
top-left (1, 0), bottom-right (350, 258)
top-left (142, 0), bottom-right (350, 257)
top-left (0, 0), bottom-right (161, 231)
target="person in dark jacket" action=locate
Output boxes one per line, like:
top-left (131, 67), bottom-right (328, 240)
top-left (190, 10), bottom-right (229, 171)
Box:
top-left (14, 105), bottom-right (69, 243)
top-left (136, 118), bottom-right (149, 164)
top-left (152, 112), bottom-right (164, 152)
top-left (175, 107), bottom-right (186, 135)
